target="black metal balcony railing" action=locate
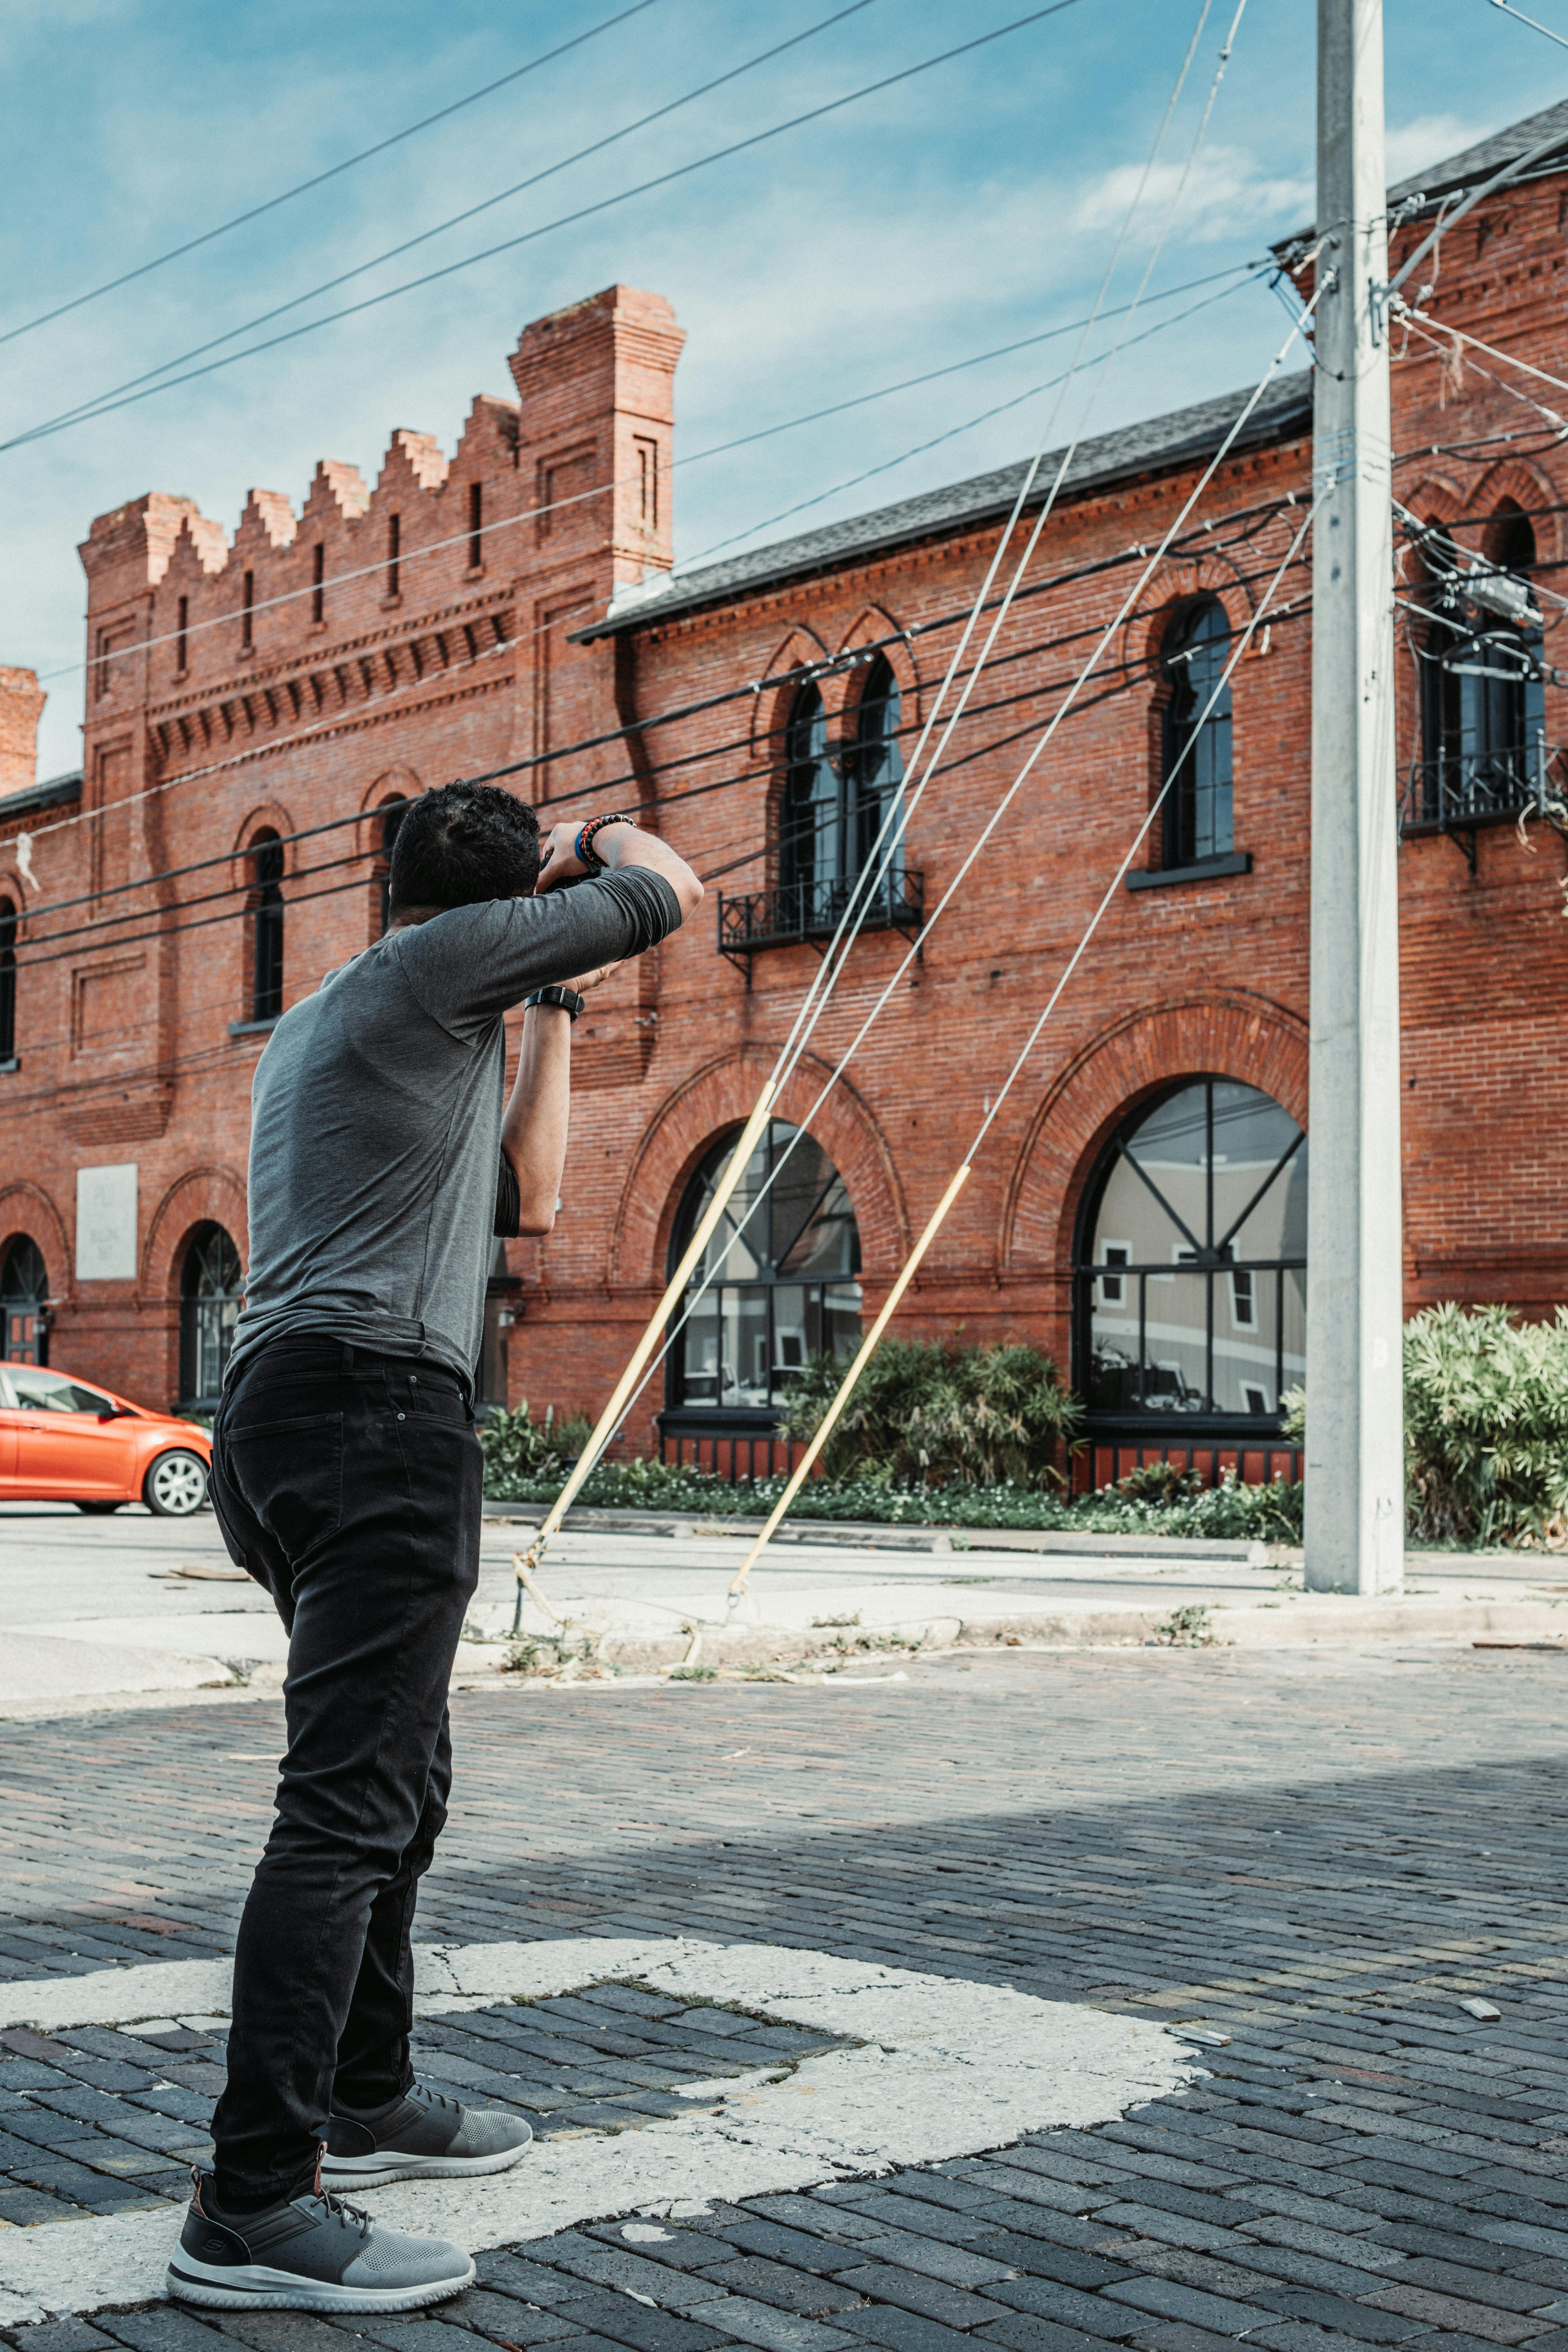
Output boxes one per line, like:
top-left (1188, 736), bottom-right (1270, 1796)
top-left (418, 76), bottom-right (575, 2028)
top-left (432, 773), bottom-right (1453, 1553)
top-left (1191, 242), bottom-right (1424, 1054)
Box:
top-left (1401, 737), bottom-right (1558, 849)
top-left (717, 868), bottom-right (923, 982)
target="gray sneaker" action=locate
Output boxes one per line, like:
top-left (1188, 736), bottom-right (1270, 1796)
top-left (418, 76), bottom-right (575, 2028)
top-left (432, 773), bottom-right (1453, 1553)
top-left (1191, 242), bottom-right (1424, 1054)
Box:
top-left (166, 2167), bottom-right (474, 2312)
top-left (321, 2079), bottom-right (533, 2188)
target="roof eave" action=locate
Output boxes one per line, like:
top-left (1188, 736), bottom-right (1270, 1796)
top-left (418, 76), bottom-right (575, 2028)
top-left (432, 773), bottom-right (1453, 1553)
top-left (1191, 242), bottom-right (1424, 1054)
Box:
top-left (575, 388), bottom-right (1312, 645)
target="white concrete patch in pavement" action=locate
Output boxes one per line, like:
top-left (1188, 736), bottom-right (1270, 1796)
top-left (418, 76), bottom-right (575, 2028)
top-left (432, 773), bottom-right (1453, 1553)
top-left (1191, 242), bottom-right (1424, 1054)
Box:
top-left (0, 1631), bottom-right (231, 1708)
top-left (0, 1936), bottom-right (1194, 2323)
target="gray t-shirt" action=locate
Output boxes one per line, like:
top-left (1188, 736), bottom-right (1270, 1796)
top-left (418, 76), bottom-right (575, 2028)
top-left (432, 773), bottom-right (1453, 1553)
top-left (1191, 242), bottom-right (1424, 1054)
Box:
top-left (229, 870), bottom-right (681, 1386)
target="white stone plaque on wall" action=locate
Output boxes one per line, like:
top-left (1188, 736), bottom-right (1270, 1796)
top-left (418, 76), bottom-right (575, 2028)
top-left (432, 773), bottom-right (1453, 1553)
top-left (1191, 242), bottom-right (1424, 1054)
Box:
top-left (75, 1163), bottom-right (138, 1283)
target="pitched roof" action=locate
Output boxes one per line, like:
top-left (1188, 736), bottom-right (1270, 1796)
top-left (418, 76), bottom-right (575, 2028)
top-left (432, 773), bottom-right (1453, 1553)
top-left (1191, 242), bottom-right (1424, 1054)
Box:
top-left (0, 769), bottom-right (82, 828)
top-left (1386, 94), bottom-right (1568, 208)
top-left (577, 370), bottom-right (1313, 641)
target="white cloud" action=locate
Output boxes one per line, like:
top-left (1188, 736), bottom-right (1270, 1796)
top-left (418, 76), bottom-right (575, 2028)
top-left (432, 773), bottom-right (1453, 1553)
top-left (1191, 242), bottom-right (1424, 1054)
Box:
top-left (1384, 112), bottom-right (1494, 187)
top-left (1071, 146), bottom-right (1314, 243)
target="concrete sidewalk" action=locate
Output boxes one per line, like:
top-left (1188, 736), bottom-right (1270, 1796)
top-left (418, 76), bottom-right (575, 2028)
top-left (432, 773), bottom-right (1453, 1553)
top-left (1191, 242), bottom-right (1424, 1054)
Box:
top-left (2, 1500), bottom-right (1565, 1717)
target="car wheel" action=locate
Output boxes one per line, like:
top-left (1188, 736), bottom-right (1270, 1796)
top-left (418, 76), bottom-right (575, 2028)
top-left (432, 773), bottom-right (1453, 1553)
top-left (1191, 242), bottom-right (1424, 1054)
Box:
top-left (143, 1449), bottom-right (209, 1517)
top-left (75, 1501), bottom-right (124, 1515)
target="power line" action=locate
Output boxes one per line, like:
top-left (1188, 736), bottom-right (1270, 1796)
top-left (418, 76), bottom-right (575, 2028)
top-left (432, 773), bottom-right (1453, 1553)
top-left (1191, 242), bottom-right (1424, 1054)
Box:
top-left (0, 0), bottom-right (1090, 456)
top-left (13, 507), bottom-right (1300, 943)
top-left (680, 267), bottom-right (1262, 567)
top-left (10, 0), bottom-right (885, 450)
top-left (13, 561), bottom-right (1298, 961)
top-left (28, 256), bottom-right (1266, 696)
top-left (0, 0), bottom-right (667, 352)
top-left (12, 476), bottom-right (1301, 875)
top-left (511, 0), bottom-right (1275, 1568)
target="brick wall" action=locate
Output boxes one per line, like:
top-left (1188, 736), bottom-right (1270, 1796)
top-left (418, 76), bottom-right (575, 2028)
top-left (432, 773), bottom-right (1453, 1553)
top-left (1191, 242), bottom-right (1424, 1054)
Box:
top-left (1, 192), bottom-right (1565, 1440)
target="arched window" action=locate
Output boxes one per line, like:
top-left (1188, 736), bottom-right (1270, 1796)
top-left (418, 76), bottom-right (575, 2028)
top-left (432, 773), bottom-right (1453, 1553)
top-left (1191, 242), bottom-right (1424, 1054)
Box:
top-left (1160, 599), bottom-right (1233, 868)
top-left (179, 1223), bottom-right (242, 1406)
top-left (377, 799), bottom-right (408, 936)
top-left (779, 684), bottom-right (839, 912)
top-left (0, 896), bottom-right (16, 1065)
top-left (1417, 509), bottom-right (1545, 824)
top-left (666, 1120), bottom-right (861, 1416)
top-left (849, 654), bottom-right (906, 886)
top-left (249, 831), bottom-right (284, 1020)
top-left (1, 1236), bottom-right (49, 1365)
top-left (1073, 1079), bottom-right (1306, 1427)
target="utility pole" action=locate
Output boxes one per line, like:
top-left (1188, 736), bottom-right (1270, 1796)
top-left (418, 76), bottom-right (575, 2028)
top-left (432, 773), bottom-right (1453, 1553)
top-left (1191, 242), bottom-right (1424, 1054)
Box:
top-left (1304, 0), bottom-right (1405, 1595)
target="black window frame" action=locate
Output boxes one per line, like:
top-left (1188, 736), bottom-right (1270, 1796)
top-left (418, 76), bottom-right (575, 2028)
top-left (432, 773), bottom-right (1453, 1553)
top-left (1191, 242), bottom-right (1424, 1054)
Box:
top-left (1, 1235), bottom-right (48, 1365)
top-left (0, 894), bottom-right (16, 1065)
top-left (249, 829), bottom-right (285, 1022)
top-left (662, 1118), bottom-right (862, 1429)
top-left (1071, 1076), bottom-right (1306, 1440)
top-left (377, 799), bottom-right (408, 936)
top-left (179, 1222), bottom-right (242, 1409)
top-left (1415, 511), bottom-right (1545, 827)
top-left (1160, 597), bottom-right (1234, 870)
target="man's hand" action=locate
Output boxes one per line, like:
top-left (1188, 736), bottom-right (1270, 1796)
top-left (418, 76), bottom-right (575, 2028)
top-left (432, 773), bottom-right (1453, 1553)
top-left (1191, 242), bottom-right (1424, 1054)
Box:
top-left (535, 812), bottom-right (702, 920)
top-left (535, 818), bottom-right (635, 892)
top-left (568, 960), bottom-right (621, 993)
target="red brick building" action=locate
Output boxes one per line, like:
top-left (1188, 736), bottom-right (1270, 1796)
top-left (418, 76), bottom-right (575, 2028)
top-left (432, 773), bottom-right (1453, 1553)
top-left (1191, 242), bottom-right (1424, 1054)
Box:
top-left (3, 106), bottom-right (1566, 1486)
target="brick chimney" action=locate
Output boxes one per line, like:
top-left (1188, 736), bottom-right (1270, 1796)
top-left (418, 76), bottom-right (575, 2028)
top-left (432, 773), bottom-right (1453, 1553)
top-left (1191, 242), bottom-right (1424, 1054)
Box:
top-left (0, 667), bottom-right (44, 794)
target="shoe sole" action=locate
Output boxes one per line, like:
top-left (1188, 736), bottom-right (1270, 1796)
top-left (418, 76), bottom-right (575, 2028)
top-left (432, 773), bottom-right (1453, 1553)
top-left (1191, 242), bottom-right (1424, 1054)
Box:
top-left (166, 2252), bottom-right (476, 2311)
top-left (320, 2132), bottom-right (532, 2191)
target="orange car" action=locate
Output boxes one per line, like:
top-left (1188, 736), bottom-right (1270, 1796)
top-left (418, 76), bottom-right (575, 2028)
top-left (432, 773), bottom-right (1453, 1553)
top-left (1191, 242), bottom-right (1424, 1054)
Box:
top-left (0, 1365), bottom-right (212, 1516)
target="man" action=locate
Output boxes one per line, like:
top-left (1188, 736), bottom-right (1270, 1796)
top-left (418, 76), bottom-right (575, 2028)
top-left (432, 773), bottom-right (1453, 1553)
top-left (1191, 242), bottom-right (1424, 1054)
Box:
top-left (169, 782), bottom-right (701, 2313)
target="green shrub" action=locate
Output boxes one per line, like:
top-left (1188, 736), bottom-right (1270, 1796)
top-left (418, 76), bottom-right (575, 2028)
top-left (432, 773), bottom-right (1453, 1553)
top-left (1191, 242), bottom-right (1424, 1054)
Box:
top-left (774, 1338), bottom-right (1080, 1489)
top-left (480, 1450), bottom-right (1303, 1541)
top-left (1404, 1302), bottom-right (1568, 1547)
top-left (480, 1398), bottom-right (592, 1488)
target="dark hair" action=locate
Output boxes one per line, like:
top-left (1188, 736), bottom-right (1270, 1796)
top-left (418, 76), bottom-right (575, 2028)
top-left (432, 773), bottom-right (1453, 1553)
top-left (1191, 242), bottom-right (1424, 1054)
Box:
top-left (387, 781), bottom-right (540, 913)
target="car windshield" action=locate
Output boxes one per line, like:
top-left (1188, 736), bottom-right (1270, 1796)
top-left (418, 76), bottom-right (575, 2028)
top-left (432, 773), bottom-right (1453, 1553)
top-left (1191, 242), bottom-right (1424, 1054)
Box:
top-left (8, 1370), bottom-right (115, 1413)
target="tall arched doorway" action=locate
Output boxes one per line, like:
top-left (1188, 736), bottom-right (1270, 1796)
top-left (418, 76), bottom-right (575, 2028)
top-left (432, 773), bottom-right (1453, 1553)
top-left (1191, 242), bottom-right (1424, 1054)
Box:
top-left (1073, 1078), bottom-right (1306, 1474)
top-left (660, 1119), bottom-right (861, 1476)
top-left (1, 1236), bottom-right (49, 1364)
top-left (180, 1223), bottom-right (242, 1407)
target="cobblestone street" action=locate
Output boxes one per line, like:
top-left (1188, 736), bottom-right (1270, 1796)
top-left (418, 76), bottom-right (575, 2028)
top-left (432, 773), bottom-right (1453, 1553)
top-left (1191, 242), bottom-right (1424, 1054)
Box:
top-left (2, 1646), bottom-right (1567, 2352)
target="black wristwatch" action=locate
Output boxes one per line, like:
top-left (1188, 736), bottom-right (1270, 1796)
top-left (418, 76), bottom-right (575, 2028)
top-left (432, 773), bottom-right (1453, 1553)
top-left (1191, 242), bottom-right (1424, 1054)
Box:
top-left (523, 985), bottom-right (585, 1021)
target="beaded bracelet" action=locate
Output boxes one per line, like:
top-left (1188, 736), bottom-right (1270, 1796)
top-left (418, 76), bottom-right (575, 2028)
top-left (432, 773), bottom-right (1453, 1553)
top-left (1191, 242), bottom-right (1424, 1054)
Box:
top-left (574, 811), bottom-right (639, 872)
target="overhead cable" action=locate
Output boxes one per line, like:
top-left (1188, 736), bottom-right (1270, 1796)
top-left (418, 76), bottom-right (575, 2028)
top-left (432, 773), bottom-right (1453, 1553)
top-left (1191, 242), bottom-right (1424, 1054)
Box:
top-left (507, 0), bottom-right (1265, 1591)
top-left (0, 0), bottom-right (667, 351)
top-left (724, 489), bottom-right (1322, 1596)
top-left (10, 0), bottom-right (887, 448)
top-left (0, 0), bottom-right (1090, 455)
top-left (30, 255), bottom-right (1269, 697)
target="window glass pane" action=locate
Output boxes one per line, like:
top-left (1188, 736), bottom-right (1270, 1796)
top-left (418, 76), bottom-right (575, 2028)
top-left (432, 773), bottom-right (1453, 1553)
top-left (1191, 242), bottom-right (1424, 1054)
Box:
top-left (776, 1150), bottom-right (857, 1279)
top-left (818, 1282), bottom-right (863, 1363)
top-left (690, 1135), bottom-right (768, 1284)
top-left (1216, 1264), bottom-right (1279, 1414)
top-left (1088, 1271), bottom-right (1141, 1412)
top-left (683, 1288), bottom-right (721, 1405)
top-left (771, 1283), bottom-right (808, 1389)
top-left (1142, 1270), bottom-right (1209, 1411)
top-left (11, 1370), bottom-right (106, 1413)
top-left (1209, 1083), bottom-right (1302, 1251)
top-left (670, 1121), bottom-right (863, 1412)
top-left (1093, 1154), bottom-right (1188, 1267)
top-left (1122, 1082), bottom-right (1208, 1247)
top-left (1282, 1267), bottom-right (1306, 1396)
top-left (721, 1286), bottom-right (770, 1407)
top-left (1231, 1138), bottom-right (1309, 1262)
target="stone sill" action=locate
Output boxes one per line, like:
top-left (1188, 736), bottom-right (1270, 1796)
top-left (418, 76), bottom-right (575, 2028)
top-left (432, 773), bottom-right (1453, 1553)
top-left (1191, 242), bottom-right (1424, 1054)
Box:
top-left (1126, 850), bottom-right (1253, 892)
top-left (227, 1017), bottom-right (279, 1039)
top-left (0, 1056), bottom-right (18, 1074)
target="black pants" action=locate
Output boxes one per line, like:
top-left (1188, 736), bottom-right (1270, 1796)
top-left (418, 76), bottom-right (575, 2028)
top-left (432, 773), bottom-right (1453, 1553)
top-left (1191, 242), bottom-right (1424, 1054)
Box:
top-left (207, 1338), bottom-right (481, 2207)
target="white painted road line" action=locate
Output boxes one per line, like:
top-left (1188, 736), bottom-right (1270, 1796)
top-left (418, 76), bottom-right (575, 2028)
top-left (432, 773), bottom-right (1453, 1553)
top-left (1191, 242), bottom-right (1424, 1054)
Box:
top-left (0, 1937), bottom-right (1193, 2324)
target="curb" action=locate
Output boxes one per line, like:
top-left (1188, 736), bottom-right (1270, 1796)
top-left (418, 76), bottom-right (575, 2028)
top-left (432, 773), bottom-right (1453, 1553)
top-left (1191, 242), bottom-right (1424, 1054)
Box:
top-left (482, 1499), bottom-right (1295, 1565)
top-left (456, 1591), bottom-right (1568, 1675)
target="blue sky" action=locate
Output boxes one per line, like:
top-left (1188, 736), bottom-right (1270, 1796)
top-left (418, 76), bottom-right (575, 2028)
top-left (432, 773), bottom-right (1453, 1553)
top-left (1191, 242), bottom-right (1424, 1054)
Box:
top-left (1, 0), bottom-right (1562, 779)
